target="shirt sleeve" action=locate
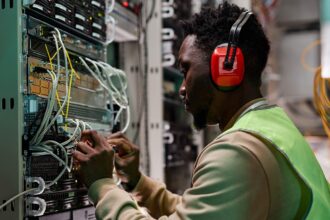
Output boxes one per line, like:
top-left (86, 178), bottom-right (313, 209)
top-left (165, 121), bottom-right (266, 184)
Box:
top-left (131, 174), bottom-right (183, 218)
top-left (88, 143), bottom-right (270, 220)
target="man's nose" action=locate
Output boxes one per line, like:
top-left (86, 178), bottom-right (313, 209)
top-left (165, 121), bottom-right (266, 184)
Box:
top-left (179, 81), bottom-right (186, 99)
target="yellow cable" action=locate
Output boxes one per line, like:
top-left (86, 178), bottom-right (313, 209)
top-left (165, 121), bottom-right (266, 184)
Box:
top-left (45, 44), bottom-right (65, 115)
top-left (64, 70), bottom-right (74, 130)
top-left (313, 68), bottom-right (330, 138)
top-left (45, 44), bottom-right (53, 71)
top-left (46, 43), bottom-right (80, 130)
top-left (62, 50), bottom-right (80, 130)
top-left (65, 50), bottom-right (80, 79)
top-left (301, 40), bottom-right (321, 73)
top-left (50, 46), bottom-right (63, 60)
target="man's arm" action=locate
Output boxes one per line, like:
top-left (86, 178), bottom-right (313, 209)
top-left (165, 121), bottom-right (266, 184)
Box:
top-left (88, 143), bottom-right (270, 220)
top-left (131, 174), bottom-right (182, 218)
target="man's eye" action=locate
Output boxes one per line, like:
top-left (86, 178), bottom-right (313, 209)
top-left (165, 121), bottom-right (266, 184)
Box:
top-left (180, 70), bottom-right (187, 76)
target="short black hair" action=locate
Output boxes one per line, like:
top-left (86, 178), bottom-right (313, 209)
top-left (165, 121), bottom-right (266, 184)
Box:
top-left (181, 2), bottom-right (270, 87)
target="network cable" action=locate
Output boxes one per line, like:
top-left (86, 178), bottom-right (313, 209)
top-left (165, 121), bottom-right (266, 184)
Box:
top-left (0, 28), bottom-right (91, 212)
top-left (314, 67), bottom-right (330, 138)
top-left (300, 40), bottom-right (330, 138)
top-left (79, 57), bottom-right (131, 133)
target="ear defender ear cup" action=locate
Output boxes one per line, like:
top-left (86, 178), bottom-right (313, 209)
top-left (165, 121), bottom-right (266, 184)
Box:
top-left (210, 10), bottom-right (252, 91)
top-left (210, 44), bottom-right (245, 90)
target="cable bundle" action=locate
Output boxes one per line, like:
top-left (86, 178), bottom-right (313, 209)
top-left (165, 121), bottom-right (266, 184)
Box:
top-left (79, 57), bottom-right (130, 133)
top-left (0, 28), bottom-right (92, 210)
top-left (313, 68), bottom-right (330, 138)
top-left (28, 28), bottom-right (93, 189)
top-left (300, 40), bottom-right (330, 138)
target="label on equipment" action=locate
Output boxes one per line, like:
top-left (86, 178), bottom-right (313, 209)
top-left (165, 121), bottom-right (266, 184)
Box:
top-left (29, 99), bottom-right (38, 113)
top-left (75, 13), bottom-right (86, 21)
top-left (55, 15), bottom-right (66, 22)
top-left (91, 1), bottom-right (101, 7)
top-left (76, 24), bottom-right (85, 31)
top-left (92, 32), bottom-right (101, 39)
top-left (32, 4), bottom-right (44, 11)
top-left (55, 3), bottom-right (67, 12)
top-left (92, 23), bottom-right (102, 30)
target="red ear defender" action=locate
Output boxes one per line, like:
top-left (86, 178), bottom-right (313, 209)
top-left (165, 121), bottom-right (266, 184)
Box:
top-left (211, 44), bottom-right (245, 89)
top-left (210, 10), bottom-right (252, 90)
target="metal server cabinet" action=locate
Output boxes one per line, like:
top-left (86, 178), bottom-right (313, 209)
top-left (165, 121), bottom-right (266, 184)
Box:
top-left (0, 0), bottom-right (25, 219)
top-left (0, 0), bottom-right (113, 219)
top-left (0, 0), bottom-right (164, 219)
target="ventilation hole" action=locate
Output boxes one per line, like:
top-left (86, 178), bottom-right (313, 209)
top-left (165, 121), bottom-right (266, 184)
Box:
top-left (10, 0), bottom-right (13, 8)
top-left (2, 200), bottom-right (6, 211)
top-left (1, 0), bottom-right (5, 9)
top-left (10, 98), bottom-right (14, 109)
top-left (10, 202), bottom-right (14, 211)
top-left (2, 98), bottom-right (6, 110)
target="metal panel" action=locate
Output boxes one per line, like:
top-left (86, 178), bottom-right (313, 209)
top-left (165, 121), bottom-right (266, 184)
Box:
top-left (120, 0), bottom-right (164, 181)
top-left (119, 41), bottom-right (149, 173)
top-left (120, 0), bottom-right (164, 180)
top-left (0, 0), bottom-right (24, 219)
top-left (146, 0), bottom-right (164, 182)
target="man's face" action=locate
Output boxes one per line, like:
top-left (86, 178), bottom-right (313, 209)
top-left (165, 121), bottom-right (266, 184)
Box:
top-left (178, 35), bottom-right (216, 130)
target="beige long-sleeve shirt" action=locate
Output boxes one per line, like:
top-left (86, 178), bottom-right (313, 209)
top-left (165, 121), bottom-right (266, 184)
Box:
top-left (88, 100), bottom-right (303, 220)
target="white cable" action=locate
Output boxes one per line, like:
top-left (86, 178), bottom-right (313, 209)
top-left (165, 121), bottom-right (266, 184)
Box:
top-left (114, 107), bottom-right (124, 125)
top-left (120, 106), bottom-right (131, 133)
top-left (107, 0), bottom-right (115, 13)
top-left (1, 140), bottom-right (69, 210)
top-left (97, 62), bottom-right (129, 108)
top-left (85, 122), bottom-right (93, 130)
top-left (5, 28), bottom-right (90, 211)
top-left (106, 15), bottom-right (116, 45)
top-left (30, 68), bottom-right (58, 144)
top-left (81, 58), bottom-right (130, 132)
top-left (80, 57), bottom-right (112, 95)
top-left (35, 29), bottom-right (70, 144)
top-left (31, 146), bottom-right (68, 171)
top-left (40, 140), bottom-right (68, 187)
top-left (80, 120), bottom-right (86, 131)
top-left (0, 189), bottom-right (35, 210)
top-left (61, 119), bottom-right (81, 146)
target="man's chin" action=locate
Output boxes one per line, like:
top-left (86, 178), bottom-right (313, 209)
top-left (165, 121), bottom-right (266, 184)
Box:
top-left (192, 111), bottom-right (207, 131)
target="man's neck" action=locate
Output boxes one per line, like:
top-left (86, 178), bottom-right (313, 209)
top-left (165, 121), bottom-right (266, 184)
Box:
top-left (218, 92), bottom-right (263, 131)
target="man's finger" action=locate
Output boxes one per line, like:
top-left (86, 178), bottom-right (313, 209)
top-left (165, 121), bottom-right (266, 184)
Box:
top-left (107, 139), bottom-right (133, 156)
top-left (72, 150), bottom-right (89, 162)
top-left (82, 130), bottom-right (104, 147)
top-left (80, 130), bottom-right (94, 143)
top-left (76, 141), bottom-right (96, 154)
top-left (107, 132), bottom-right (125, 140)
top-left (114, 156), bottom-right (127, 168)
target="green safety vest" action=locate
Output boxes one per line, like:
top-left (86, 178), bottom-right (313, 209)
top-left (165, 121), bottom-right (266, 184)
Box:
top-left (219, 106), bottom-right (330, 219)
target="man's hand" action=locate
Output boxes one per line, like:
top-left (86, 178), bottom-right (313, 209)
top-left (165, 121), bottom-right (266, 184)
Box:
top-left (107, 132), bottom-right (141, 191)
top-left (73, 130), bottom-right (114, 188)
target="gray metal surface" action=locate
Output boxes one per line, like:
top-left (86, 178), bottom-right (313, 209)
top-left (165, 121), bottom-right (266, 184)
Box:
top-left (0, 0), bottom-right (24, 219)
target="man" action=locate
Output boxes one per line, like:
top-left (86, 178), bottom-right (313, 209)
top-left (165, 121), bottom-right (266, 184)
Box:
top-left (73, 2), bottom-right (330, 220)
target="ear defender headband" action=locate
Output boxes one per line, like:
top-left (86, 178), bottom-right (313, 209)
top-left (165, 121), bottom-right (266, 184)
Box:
top-left (210, 10), bottom-right (253, 90)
